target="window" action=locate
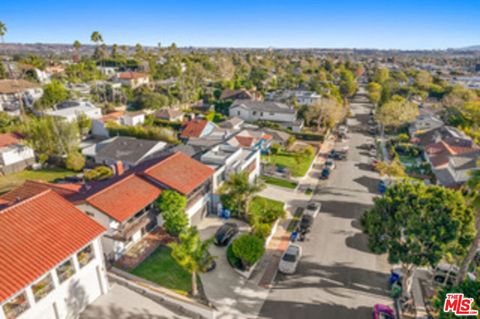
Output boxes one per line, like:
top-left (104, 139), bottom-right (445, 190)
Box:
top-left (32, 274), bottom-right (54, 302)
top-left (56, 259), bottom-right (75, 283)
top-left (2, 292), bottom-right (30, 318)
top-left (237, 111), bottom-right (240, 116)
top-left (260, 112), bottom-right (264, 116)
top-left (77, 244), bottom-right (95, 268)
top-left (252, 111), bottom-right (257, 115)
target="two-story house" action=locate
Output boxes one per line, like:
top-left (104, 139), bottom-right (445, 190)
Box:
top-left (115, 72), bottom-right (149, 89)
top-left (142, 152), bottom-right (215, 225)
top-left (229, 100), bottom-right (303, 132)
top-left (0, 190), bottom-right (108, 319)
top-left (76, 174), bottom-right (162, 262)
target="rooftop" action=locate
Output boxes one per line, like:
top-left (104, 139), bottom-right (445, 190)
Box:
top-left (117, 72), bottom-right (148, 80)
top-left (0, 79), bottom-right (40, 94)
top-left (0, 132), bottom-right (22, 148)
top-left (0, 190), bottom-right (105, 302)
top-left (86, 174), bottom-right (161, 222)
top-left (94, 136), bottom-right (166, 165)
top-left (144, 152), bottom-right (214, 195)
top-left (231, 100), bottom-right (296, 114)
top-left (181, 119), bottom-right (210, 138)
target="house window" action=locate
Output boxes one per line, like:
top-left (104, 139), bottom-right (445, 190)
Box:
top-left (237, 111), bottom-right (240, 116)
top-left (2, 292), bottom-right (30, 318)
top-left (252, 111), bottom-right (257, 115)
top-left (32, 274), bottom-right (54, 302)
top-left (56, 259), bottom-right (76, 283)
top-left (260, 112), bottom-right (264, 116)
top-left (77, 244), bottom-right (95, 268)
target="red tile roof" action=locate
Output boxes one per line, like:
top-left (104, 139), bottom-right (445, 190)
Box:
top-left (180, 119), bottom-right (209, 138)
top-left (100, 111), bottom-right (124, 122)
top-left (0, 190), bottom-right (105, 302)
top-left (117, 71), bottom-right (148, 80)
top-left (425, 141), bottom-right (478, 168)
top-left (0, 180), bottom-right (81, 204)
top-left (235, 136), bottom-right (254, 147)
top-left (144, 152), bottom-right (214, 195)
top-left (87, 174), bottom-right (161, 222)
top-left (0, 133), bottom-right (22, 148)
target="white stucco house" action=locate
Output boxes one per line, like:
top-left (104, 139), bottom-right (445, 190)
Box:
top-left (0, 79), bottom-right (43, 116)
top-left (121, 111), bottom-right (145, 126)
top-left (0, 133), bottom-right (35, 174)
top-left (0, 190), bottom-right (108, 319)
top-left (114, 72), bottom-right (149, 89)
top-left (45, 100), bottom-right (102, 123)
top-left (229, 100), bottom-right (303, 132)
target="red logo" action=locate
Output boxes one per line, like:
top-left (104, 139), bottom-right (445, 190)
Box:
top-left (443, 293), bottom-right (478, 316)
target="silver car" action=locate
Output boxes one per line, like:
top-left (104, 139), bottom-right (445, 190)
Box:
top-left (279, 244), bottom-right (302, 274)
top-left (304, 202), bottom-right (321, 218)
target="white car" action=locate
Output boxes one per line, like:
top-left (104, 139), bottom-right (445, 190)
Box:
top-left (279, 244), bottom-right (302, 274)
top-left (305, 202), bottom-right (321, 218)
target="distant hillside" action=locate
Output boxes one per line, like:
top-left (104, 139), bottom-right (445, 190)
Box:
top-left (455, 45), bottom-right (480, 51)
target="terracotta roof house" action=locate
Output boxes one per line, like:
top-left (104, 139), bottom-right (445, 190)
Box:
top-left (0, 190), bottom-right (108, 319)
top-left (424, 140), bottom-right (477, 169)
top-left (115, 72), bottom-right (149, 89)
top-left (180, 119), bottom-right (217, 139)
top-left (226, 129), bottom-right (273, 152)
top-left (155, 108), bottom-right (184, 122)
top-left (77, 174), bottom-right (162, 261)
top-left (0, 133), bottom-right (35, 175)
top-left (0, 180), bottom-right (81, 206)
top-left (143, 152), bottom-right (214, 225)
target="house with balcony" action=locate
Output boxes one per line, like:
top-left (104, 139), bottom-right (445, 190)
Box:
top-left (45, 100), bottom-right (102, 123)
top-left (142, 151), bottom-right (215, 225)
top-left (0, 190), bottom-right (108, 319)
top-left (229, 100), bottom-right (303, 132)
top-left (226, 129), bottom-right (273, 153)
top-left (75, 173), bottom-right (162, 262)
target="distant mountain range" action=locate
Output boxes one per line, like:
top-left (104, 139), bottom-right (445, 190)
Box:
top-left (451, 45), bottom-right (480, 51)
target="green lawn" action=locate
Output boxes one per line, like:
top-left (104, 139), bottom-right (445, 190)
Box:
top-left (0, 168), bottom-right (78, 194)
top-left (263, 151), bottom-right (315, 177)
top-left (261, 175), bottom-right (298, 189)
top-left (130, 246), bottom-right (193, 295)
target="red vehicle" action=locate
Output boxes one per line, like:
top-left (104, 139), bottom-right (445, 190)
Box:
top-left (373, 304), bottom-right (395, 319)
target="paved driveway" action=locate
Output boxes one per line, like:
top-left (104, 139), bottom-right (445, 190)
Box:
top-left (259, 89), bottom-right (391, 319)
top-left (197, 217), bottom-right (270, 319)
top-left (80, 284), bottom-right (191, 319)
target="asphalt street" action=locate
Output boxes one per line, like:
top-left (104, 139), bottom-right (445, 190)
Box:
top-left (259, 89), bottom-right (392, 319)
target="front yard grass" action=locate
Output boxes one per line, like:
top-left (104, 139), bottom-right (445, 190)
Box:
top-left (262, 151), bottom-right (314, 177)
top-left (130, 246), bottom-right (193, 296)
top-left (0, 168), bottom-right (78, 194)
top-left (261, 175), bottom-right (298, 189)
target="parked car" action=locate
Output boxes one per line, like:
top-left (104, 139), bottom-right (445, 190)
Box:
top-left (305, 202), bottom-right (321, 218)
top-left (279, 244), bottom-right (302, 274)
top-left (325, 159), bottom-right (335, 170)
top-left (372, 304), bottom-right (395, 319)
top-left (369, 149), bottom-right (377, 157)
top-left (214, 223), bottom-right (239, 246)
top-left (320, 167), bottom-right (330, 179)
top-left (329, 150), bottom-right (346, 160)
top-left (298, 214), bottom-right (314, 233)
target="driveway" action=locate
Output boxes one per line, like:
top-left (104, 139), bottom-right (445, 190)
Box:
top-left (259, 89), bottom-right (392, 319)
top-left (197, 217), bottom-right (270, 319)
top-left (80, 284), bottom-right (191, 319)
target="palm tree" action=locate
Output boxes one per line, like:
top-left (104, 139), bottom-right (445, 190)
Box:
top-left (169, 227), bottom-right (214, 296)
top-left (0, 21), bottom-right (7, 43)
top-left (456, 165), bottom-right (480, 284)
top-left (220, 172), bottom-right (265, 219)
top-left (111, 43), bottom-right (118, 58)
top-left (73, 40), bottom-right (81, 61)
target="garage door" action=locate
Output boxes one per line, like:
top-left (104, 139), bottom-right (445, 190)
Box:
top-left (190, 205), bottom-right (207, 226)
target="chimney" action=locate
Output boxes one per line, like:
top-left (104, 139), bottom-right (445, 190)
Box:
top-left (115, 161), bottom-right (124, 176)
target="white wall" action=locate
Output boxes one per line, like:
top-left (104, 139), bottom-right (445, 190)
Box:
top-left (121, 114), bottom-right (145, 126)
top-left (0, 238), bottom-right (108, 319)
top-left (0, 145), bottom-right (35, 166)
top-left (230, 106), bottom-right (296, 123)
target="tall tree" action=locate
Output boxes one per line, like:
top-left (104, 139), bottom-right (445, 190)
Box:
top-left (375, 95), bottom-right (419, 129)
top-left (456, 166), bottom-right (480, 284)
top-left (169, 227), bottom-right (214, 296)
top-left (361, 181), bottom-right (475, 297)
top-left (73, 40), bottom-right (81, 54)
top-left (220, 172), bottom-right (265, 219)
top-left (0, 20), bottom-right (7, 43)
top-left (156, 190), bottom-right (188, 236)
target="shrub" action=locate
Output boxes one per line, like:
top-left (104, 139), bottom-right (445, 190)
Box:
top-left (270, 143), bottom-right (282, 155)
top-left (65, 152), bottom-right (85, 171)
top-left (84, 166), bottom-right (113, 181)
top-left (232, 234), bottom-right (265, 268)
top-left (252, 223), bottom-right (272, 239)
top-left (226, 244), bottom-right (243, 270)
top-left (303, 145), bottom-right (315, 157)
top-left (249, 196), bottom-right (286, 225)
top-left (156, 190), bottom-right (188, 236)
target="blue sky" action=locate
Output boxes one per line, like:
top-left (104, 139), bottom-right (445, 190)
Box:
top-left (1, 0), bottom-right (479, 49)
